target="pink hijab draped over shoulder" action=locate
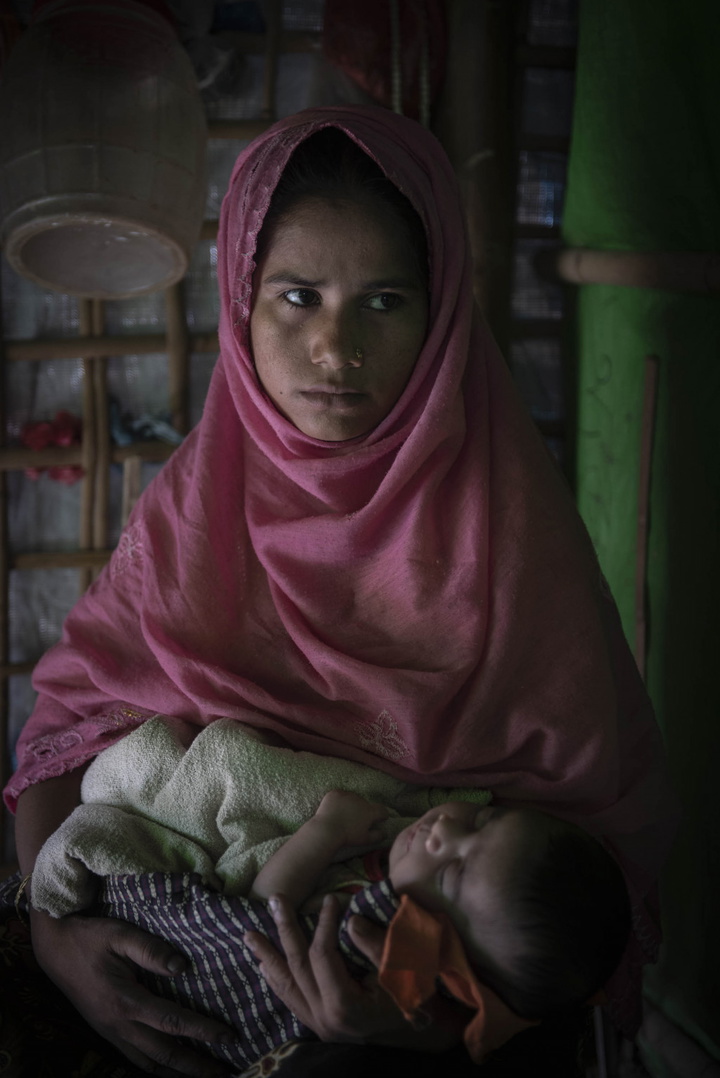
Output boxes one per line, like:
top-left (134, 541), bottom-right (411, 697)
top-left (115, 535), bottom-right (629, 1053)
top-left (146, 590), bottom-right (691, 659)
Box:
top-left (6, 106), bottom-right (675, 1028)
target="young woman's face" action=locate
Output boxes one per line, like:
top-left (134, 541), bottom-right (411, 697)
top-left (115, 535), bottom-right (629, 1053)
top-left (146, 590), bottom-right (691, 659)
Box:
top-left (249, 197), bottom-right (429, 441)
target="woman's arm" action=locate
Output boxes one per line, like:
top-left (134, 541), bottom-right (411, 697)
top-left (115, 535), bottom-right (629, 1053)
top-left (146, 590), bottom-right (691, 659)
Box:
top-left (245, 893), bottom-right (465, 1053)
top-left (250, 790), bottom-right (389, 908)
top-left (15, 771), bottom-right (235, 1077)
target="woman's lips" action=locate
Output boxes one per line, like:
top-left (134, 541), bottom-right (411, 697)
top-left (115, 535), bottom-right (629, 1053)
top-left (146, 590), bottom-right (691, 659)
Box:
top-left (300, 388), bottom-right (367, 409)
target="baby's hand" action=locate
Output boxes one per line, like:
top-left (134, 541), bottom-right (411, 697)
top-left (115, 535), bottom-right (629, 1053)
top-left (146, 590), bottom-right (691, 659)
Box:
top-left (314, 790), bottom-right (390, 848)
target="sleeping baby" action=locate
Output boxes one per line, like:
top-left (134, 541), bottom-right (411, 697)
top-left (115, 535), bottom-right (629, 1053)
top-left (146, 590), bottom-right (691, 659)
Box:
top-left (29, 716), bottom-right (631, 1068)
top-left (247, 788), bottom-right (631, 1062)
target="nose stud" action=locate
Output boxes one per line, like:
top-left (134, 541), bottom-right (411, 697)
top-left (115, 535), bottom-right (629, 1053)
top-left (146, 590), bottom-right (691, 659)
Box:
top-left (354, 347), bottom-right (363, 361)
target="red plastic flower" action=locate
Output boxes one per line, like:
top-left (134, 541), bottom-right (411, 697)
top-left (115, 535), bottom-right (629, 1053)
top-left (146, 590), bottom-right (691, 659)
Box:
top-left (47, 465), bottom-right (85, 486)
top-left (20, 421), bottom-right (54, 452)
top-left (52, 410), bottom-right (82, 447)
top-left (20, 411), bottom-right (84, 483)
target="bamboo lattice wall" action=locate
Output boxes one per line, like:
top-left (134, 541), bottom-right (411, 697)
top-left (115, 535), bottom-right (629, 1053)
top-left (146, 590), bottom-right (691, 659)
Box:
top-left (0, 0), bottom-right (318, 870)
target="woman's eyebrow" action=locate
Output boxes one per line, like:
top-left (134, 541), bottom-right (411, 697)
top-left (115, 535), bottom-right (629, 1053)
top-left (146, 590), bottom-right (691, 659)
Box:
top-left (261, 272), bottom-right (324, 287)
top-left (261, 272), bottom-right (422, 290)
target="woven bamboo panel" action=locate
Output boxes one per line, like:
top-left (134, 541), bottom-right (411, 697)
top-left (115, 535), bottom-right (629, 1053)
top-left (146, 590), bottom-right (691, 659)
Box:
top-left (0, 1), bottom-right (286, 871)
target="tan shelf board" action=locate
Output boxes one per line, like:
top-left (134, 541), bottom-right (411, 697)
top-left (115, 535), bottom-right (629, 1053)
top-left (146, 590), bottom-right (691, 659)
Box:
top-left (4, 333), bottom-right (219, 362)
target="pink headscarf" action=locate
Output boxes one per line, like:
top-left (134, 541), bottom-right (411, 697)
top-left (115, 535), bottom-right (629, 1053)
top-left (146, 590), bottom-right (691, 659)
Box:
top-left (6, 106), bottom-right (676, 1030)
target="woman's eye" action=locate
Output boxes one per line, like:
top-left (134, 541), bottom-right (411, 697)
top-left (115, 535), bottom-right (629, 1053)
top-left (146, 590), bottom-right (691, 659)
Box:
top-left (282, 288), bottom-right (319, 307)
top-left (365, 293), bottom-right (402, 312)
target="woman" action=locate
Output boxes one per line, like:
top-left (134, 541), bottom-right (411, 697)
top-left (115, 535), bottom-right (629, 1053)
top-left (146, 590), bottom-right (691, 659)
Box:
top-left (5, 106), bottom-right (676, 1076)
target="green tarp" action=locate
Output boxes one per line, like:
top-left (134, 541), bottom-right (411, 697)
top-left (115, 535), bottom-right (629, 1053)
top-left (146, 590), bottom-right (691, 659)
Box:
top-left (563, 0), bottom-right (720, 1066)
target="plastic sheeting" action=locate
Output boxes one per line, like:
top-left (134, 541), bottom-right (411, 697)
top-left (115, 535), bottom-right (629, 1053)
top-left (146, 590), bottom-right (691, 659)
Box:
top-left (563, 0), bottom-right (720, 1068)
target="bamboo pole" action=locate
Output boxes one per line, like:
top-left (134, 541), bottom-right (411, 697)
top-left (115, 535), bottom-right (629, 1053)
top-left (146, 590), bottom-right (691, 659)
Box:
top-left (121, 457), bottom-right (143, 530)
top-left (165, 283), bottom-right (190, 436)
top-left (5, 332), bottom-right (219, 362)
top-left (635, 356), bottom-right (660, 680)
top-left (541, 248), bottom-right (720, 294)
top-left (0, 446), bottom-right (83, 472)
top-left (261, 0), bottom-right (282, 122)
top-left (0, 661), bottom-right (35, 679)
top-left (0, 285), bottom-right (10, 870)
top-left (91, 301), bottom-right (109, 582)
top-left (418, 0), bottom-right (430, 128)
top-left (12, 550), bottom-right (111, 570)
top-left (509, 319), bottom-right (564, 338)
top-left (432, 0), bottom-right (516, 347)
top-left (78, 300), bottom-right (96, 594)
top-left (389, 0), bottom-right (402, 114)
top-left (207, 119), bottom-right (272, 140)
top-left (0, 441), bottom-right (176, 472)
top-left (112, 441), bottom-right (175, 464)
top-left (208, 30), bottom-right (320, 55)
top-left (200, 220), bottom-right (220, 241)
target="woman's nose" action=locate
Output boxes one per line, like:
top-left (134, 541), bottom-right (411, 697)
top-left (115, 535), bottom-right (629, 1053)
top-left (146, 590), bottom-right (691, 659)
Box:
top-left (310, 311), bottom-right (362, 369)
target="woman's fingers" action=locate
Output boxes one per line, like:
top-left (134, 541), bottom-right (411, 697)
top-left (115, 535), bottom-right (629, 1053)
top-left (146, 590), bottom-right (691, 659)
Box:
top-left (246, 895), bottom-right (413, 1047)
top-left (104, 1010), bottom-right (231, 1078)
top-left (244, 894), bottom-right (319, 1025)
top-left (346, 914), bottom-right (388, 968)
top-left (107, 923), bottom-right (234, 1044)
top-left (246, 894), bottom-right (395, 1045)
top-left (107, 968), bottom-right (234, 1050)
top-left (244, 893), bottom-right (348, 1036)
top-left (31, 912), bottom-right (232, 1076)
top-left (267, 893), bottom-right (316, 970)
top-left (108, 918), bottom-right (190, 975)
top-left (268, 892), bottom-right (344, 996)
top-left (306, 894), bottom-right (352, 995)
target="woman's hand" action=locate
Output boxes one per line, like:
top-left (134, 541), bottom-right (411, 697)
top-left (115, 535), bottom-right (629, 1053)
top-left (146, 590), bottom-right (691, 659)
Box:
top-left (30, 908), bottom-right (235, 1077)
top-left (244, 893), bottom-right (462, 1052)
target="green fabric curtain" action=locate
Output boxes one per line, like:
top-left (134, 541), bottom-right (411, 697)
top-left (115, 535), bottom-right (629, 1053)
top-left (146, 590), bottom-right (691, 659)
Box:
top-left (563, 0), bottom-right (720, 1067)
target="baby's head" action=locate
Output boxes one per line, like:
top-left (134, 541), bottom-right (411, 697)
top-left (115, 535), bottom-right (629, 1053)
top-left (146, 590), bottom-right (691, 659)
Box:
top-left (388, 802), bottom-right (631, 1019)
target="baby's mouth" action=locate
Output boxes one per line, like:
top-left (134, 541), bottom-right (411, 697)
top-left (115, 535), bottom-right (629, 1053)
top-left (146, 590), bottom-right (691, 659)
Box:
top-left (406, 820), bottom-right (428, 852)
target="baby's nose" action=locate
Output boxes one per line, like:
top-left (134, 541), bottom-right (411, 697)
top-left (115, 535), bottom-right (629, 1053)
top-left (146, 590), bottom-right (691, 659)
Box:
top-left (426, 813), bottom-right (458, 850)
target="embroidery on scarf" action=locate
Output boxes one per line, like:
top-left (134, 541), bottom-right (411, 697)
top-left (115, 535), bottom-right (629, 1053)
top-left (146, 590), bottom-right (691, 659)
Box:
top-left (110, 523), bottom-right (144, 579)
top-left (358, 710), bottom-right (409, 761)
top-left (91, 706), bottom-right (153, 731)
top-left (24, 729), bottom-right (83, 761)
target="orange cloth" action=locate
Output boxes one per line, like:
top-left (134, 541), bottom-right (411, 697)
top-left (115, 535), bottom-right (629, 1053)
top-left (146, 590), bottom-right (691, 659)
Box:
top-left (378, 894), bottom-right (539, 1063)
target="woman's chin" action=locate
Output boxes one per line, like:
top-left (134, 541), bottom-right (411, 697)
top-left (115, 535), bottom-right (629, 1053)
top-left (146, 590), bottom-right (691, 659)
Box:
top-left (291, 411), bottom-right (378, 442)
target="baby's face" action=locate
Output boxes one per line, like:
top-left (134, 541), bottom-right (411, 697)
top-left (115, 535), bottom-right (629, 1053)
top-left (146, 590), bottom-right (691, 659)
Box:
top-left (388, 803), bottom-right (538, 958)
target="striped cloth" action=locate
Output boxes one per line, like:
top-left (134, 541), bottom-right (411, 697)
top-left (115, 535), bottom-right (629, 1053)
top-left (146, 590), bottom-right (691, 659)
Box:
top-left (101, 871), bottom-right (399, 1073)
